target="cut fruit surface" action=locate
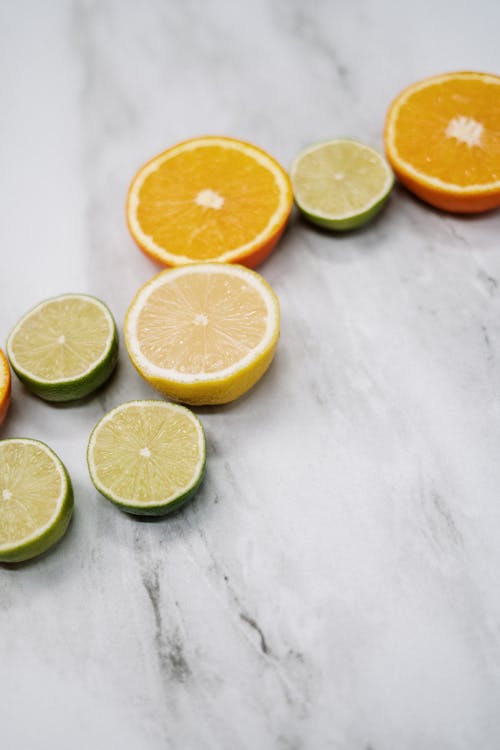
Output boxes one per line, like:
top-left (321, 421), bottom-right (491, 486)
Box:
top-left (0, 350), bottom-right (11, 426)
top-left (7, 294), bottom-right (118, 402)
top-left (126, 136), bottom-right (293, 268)
top-left (385, 71), bottom-right (500, 212)
top-left (291, 139), bottom-right (393, 230)
top-left (0, 438), bottom-right (73, 562)
top-left (124, 263), bottom-right (280, 405)
top-left (87, 400), bottom-right (206, 515)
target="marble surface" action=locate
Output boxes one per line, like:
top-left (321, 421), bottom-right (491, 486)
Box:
top-left (1, 1), bottom-right (500, 748)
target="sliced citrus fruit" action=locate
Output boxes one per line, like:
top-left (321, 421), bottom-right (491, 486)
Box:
top-left (124, 263), bottom-right (280, 405)
top-left (126, 135), bottom-right (293, 268)
top-left (291, 139), bottom-right (394, 230)
top-left (87, 400), bottom-right (206, 516)
top-left (7, 294), bottom-right (118, 402)
top-left (0, 438), bottom-right (73, 563)
top-left (385, 71), bottom-right (500, 213)
top-left (0, 350), bottom-right (11, 426)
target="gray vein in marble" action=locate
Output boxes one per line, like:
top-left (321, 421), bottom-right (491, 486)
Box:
top-left (239, 612), bottom-right (271, 656)
top-left (446, 220), bottom-right (469, 247)
top-left (480, 324), bottom-right (494, 360)
top-left (275, 1), bottom-right (351, 87)
top-left (477, 268), bottom-right (499, 297)
top-left (142, 563), bottom-right (191, 684)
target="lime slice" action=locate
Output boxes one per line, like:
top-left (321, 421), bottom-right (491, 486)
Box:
top-left (291, 139), bottom-right (394, 230)
top-left (7, 293), bottom-right (118, 402)
top-left (0, 438), bottom-right (73, 563)
top-left (87, 400), bottom-right (206, 516)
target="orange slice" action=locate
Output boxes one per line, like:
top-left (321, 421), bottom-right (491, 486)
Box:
top-left (0, 350), bottom-right (11, 426)
top-left (126, 136), bottom-right (293, 268)
top-left (385, 71), bottom-right (500, 213)
top-left (124, 263), bottom-right (280, 405)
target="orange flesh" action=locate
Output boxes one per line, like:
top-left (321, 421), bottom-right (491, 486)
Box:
top-left (136, 271), bottom-right (269, 375)
top-left (0, 351), bottom-right (10, 425)
top-left (136, 146), bottom-right (282, 260)
top-left (392, 76), bottom-right (500, 187)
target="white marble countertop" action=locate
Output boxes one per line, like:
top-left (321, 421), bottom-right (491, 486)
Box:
top-left (1, 1), bottom-right (500, 748)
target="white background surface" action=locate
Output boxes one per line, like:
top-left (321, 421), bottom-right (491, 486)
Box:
top-left (1, 1), bottom-right (500, 748)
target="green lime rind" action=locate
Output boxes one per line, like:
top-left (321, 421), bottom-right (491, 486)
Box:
top-left (291, 138), bottom-right (394, 232)
top-left (297, 191), bottom-right (392, 231)
top-left (0, 438), bottom-right (74, 563)
top-left (6, 294), bottom-right (119, 402)
top-left (87, 400), bottom-right (206, 517)
top-left (9, 333), bottom-right (119, 402)
top-left (100, 461), bottom-right (206, 517)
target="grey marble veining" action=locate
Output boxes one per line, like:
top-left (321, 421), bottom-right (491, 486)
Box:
top-left (1, 1), bottom-right (500, 748)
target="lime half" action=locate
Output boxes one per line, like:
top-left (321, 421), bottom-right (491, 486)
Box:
top-left (87, 400), bottom-right (206, 516)
top-left (291, 139), bottom-right (394, 230)
top-left (0, 438), bottom-right (73, 562)
top-left (7, 293), bottom-right (118, 402)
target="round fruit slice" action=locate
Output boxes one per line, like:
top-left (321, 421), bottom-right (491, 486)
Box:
top-left (0, 438), bottom-right (73, 563)
top-left (291, 139), bottom-right (394, 230)
top-left (124, 263), bottom-right (280, 405)
top-left (126, 135), bottom-right (293, 268)
top-left (0, 350), bottom-right (11, 426)
top-left (7, 294), bottom-right (118, 402)
top-left (385, 71), bottom-right (500, 213)
top-left (87, 400), bottom-right (206, 516)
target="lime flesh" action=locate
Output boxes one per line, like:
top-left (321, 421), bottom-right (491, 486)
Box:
top-left (7, 294), bottom-right (118, 402)
top-left (0, 439), bottom-right (73, 563)
top-left (87, 400), bottom-right (206, 516)
top-left (291, 139), bottom-right (394, 230)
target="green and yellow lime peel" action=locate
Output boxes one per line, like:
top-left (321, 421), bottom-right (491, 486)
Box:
top-left (291, 138), bottom-right (394, 231)
top-left (87, 400), bottom-right (206, 517)
top-left (7, 293), bottom-right (118, 403)
top-left (0, 438), bottom-right (74, 563)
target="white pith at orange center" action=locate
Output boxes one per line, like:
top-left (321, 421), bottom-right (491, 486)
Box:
top-left (445, 115), bottom-right (483, 147)
top-left (195, 189), bottom-right (225, 209)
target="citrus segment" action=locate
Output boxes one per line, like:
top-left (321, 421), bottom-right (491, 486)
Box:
top-left (127, 136), bottom-right (293, 267)
top-left (7, 294), bottom-right (118, 402)
top-left (0, 350), bottom-right (11, 426)
top-left (291, 139), bottom-right (393, 230)
top-left (124, 263), bottom-right (280, 405)
top-left (87, 400), bottom-right (205, 515)
top-left (385, 72), bottom-right (500, 212)
top-left (0, 438), bottom-right (73, 562)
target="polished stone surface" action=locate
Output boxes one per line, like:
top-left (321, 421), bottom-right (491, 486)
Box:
top-left (1, 1), bottom-right (500, 748)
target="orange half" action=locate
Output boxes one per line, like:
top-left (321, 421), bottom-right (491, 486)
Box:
top-left (0, 350), bottom-right (11, 426)
top-left (126, 136), bottom-right (293, 268)
top-left (385, 71), bottom-right (500, 213)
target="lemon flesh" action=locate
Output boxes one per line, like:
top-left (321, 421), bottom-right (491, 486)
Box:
top-left (124, 264), bottom-right (280, 405)
top-left (7, 294), bottom-right (118, 402)
top-left (291, 139), bottom-right (394, 230)
top-left (87, 400), bottom-right (206, 516)
top-left (0, 439), bottom-right (73, 562)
